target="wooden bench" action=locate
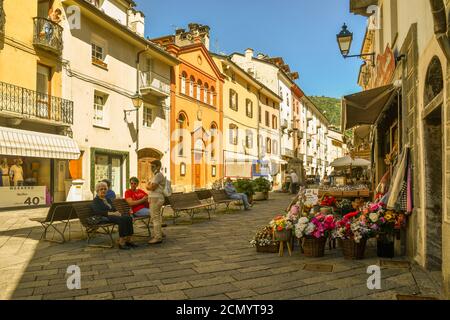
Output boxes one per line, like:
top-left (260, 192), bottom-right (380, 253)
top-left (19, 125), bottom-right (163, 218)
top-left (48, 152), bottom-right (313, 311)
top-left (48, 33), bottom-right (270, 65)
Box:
top-left (113, 198), bottom-right (151, 238)
top-left (210, 189), bottom-right (243, 213)
top-left (30, 201), bottom-right (91, 243)
top-left (195, 189), bottom-right (213, 204)
top-left (72, 202), bottom-right (117, 248)
top-left (167, 192), bottom-right (214, 225)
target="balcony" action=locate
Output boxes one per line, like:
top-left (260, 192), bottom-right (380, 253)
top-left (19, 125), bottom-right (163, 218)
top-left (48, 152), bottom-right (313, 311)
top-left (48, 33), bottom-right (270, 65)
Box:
top-left (281, 119), bottom-right (289, 129)
top-left (282, 147), bottom-right (294, 158)
top-left (33, 17), bottom-right (63, 55)
top-left (0, 81), bottom-right (73, 125)
top-left (140, 71), bottom-right (171, 97)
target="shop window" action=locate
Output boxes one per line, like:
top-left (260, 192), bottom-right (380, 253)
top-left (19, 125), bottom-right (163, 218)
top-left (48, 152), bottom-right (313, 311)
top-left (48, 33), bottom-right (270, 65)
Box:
top-left (94, 153), bottom-right (123, 196)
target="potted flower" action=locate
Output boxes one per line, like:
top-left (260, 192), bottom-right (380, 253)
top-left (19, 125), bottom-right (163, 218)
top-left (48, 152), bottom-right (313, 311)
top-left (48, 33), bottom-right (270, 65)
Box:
top-left (250, 226), bottom-right (279, 253)
top-left (269, 215), bottom-right (294, 241)
top-left (333, 211), bottom-right (375, 260)
top-left (253, 177), bottom-right (272, 201)
top-left (367, 204), bottom-right (397, 258)
top-left (233, 179), bottom-right (255, 204)
top-left (295, 214), bottom-right (336, 257)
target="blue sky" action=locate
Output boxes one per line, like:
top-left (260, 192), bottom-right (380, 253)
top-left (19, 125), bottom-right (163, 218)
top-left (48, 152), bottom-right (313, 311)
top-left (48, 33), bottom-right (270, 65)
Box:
top-left (136, 0), bottom-right (368, 98)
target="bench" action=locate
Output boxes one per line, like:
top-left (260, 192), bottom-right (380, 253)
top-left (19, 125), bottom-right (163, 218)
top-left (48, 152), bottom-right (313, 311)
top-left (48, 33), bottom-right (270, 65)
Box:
top-left (195, 189), bottom-right (213, 205)
top-left (113, 198), bottom-right (151, 238)
top-left (167, 192), bottom-right (214, 225)
top-left (210, 189), bottom-right (243, 213)
top-left (72, 202), bottom-right (117, 248)
top-left (30, 201), bottom-right (91, 243)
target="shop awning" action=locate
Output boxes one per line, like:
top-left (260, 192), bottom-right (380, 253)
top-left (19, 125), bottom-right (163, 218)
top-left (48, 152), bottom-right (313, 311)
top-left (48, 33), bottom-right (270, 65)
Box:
top-left (0, 126), bottom-right (80, 160)
top-left (342, 84), bottom-right (397, 130)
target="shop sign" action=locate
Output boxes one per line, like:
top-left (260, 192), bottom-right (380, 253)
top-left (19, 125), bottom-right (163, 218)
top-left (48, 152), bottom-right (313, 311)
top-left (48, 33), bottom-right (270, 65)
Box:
top-left (305, 189), bottom-right (319, 205)
top-left (375, 45), bottom-right (396, 87)
top-left (0, 186), bottom-right (47, 209)
top-left (252, 160), bottom-right (270, 177)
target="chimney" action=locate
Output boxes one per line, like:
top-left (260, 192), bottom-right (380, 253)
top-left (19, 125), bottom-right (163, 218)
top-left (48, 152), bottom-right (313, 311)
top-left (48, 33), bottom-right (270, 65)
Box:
top-left (128, 9), bottom-right (145, 37)
top-left (245, 48), bottom-right (254, 61)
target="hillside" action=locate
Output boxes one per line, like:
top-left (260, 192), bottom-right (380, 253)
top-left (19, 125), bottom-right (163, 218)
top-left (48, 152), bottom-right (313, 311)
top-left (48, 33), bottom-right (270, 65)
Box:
top-left (309, 96), bottom-right (341, 129)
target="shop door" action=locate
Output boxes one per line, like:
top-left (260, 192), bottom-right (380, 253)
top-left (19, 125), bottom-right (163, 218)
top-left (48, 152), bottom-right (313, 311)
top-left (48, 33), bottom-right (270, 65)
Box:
top-left (110, 157), bottom-right (122, 196)
top-left (138, 158), bottom-right (153, 190)
top-left (94, 154), bottom-right (123, 197)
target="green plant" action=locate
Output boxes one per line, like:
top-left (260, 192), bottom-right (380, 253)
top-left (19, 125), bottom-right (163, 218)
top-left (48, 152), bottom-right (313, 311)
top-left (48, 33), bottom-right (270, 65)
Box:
top-left (253, 177), bottom-right (272, 193)
top-left (233, 179), bottom-right (255, 197)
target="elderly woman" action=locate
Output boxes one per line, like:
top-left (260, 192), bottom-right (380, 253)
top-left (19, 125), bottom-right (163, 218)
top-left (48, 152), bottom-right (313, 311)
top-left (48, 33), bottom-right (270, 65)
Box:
top-left (91, 182), bottom-right (137, 250)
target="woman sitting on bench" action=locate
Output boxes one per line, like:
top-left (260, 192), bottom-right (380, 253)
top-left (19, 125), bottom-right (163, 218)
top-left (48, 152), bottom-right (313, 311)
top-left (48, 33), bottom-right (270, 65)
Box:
top-left (91, 182), bottom-right (137, 250)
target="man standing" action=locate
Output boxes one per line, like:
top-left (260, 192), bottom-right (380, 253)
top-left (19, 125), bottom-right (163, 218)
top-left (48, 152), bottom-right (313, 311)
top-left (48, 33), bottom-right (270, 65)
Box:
top-left (290, 170), bottom-right (299, 194)
top-left (224, 178), bottom-right (252, 211)
top-left (147, 160), bottom-right (166, 244)
top-left (125, 177), bottom-right (149, 217)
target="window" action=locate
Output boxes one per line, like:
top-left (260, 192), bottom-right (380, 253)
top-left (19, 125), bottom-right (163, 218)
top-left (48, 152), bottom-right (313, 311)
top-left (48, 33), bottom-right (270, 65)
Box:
top-left (231, 72), bottom-right (236, 82)
top-left (230, 89), bottom-right (238, 111)
top-left (210, 123), bottom-right (217, 159)
top-left (178, 113), bottom-right (187, 156)
top-left (229, 124), bottom-right (238, 145)
top-left (36, 64), bottom-right (51, 118)
top-left (258, 106), bottom-right (262, 123)
top-left (204, 83), bottom-right (209, 104)
top-left (143, 105), bottom-right (153, 127)
top-left (273, 140), bottom-right (278, 154)
top-left (265, 111), bottom-right (270, 127)
top-left (189, 76), bottom-right (195, 97)
top-left (181, 72), bottom-right (187, 94)
top-left (266, 97), bottom-right (269, 105)
top-left (246, 99), bottom-right (253, 118)
top-left (210, 87), bottom-right (215, 106)
top-left (286, 93), bottom-right (290, 106)
top-left (272, 115), bottom-right (278, 129)
top-left (212, 165), bottom-right (217, 177)
top-left (93, 91), bottom-right (108, 127)
top-left (92, 43), bottom-right (104, 61)
top-left (180, 163), bottom-right (186, 176)
top-left (245, 130), bottom-right (253, 149)
top-left (266, 138), bottom-right (272, 154)
top-left (197, 80), bottom-right (202, 101)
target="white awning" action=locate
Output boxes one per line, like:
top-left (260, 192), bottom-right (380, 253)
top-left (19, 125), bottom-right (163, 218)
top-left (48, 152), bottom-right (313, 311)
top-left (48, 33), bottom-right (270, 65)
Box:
top-left (0, 126), bottom-right (80, 160)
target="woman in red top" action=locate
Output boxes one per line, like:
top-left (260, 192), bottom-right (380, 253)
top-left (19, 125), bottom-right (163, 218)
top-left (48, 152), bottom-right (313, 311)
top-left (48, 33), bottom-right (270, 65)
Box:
top-left (125, 177), bottom-right (150, 217)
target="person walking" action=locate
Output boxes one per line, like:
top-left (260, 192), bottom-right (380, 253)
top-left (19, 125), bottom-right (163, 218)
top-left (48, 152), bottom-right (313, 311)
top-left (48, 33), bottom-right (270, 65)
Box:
top-left (146, 160), bottom-right (166, 245)
top-left (290, 170), bottom-right (299, 194)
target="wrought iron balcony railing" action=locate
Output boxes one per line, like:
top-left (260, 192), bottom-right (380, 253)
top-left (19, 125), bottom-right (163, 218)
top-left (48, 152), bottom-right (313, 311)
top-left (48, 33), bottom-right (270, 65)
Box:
top-left (0, 81), bottom-right (73, 125)
top-left (140, 71), bottom-right (171, 97)
top-left (282, 147), bottom-right (294, 158)
top-left (33, 17), bottom-right (63, 54)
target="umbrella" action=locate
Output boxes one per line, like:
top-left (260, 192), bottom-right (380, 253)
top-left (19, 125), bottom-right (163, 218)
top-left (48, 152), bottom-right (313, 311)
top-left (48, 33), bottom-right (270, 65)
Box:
top-left (330, 156), bottom-right (371, 168)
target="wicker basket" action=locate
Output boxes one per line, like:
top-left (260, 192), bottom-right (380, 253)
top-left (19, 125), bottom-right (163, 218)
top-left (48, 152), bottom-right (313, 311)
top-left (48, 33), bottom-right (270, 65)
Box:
top-left (274, 229), bottom-right (292, 242)
top-left (256, 242), bottom-right (279, 253)
top-left (341, 238), bottom-right (367, 260)
top-left (302, 236), bottom-right (327, 257)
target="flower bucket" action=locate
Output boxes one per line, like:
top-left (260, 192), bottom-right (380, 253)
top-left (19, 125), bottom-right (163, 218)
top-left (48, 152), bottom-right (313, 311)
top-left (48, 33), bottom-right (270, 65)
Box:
top-left (274, 229), bottom-right (292, 242)
top-left (302, 236), bottom-right (327, 257)
top-left (377, 240), bottom-right (394, 258)
top-left (256, 242), bottom-right (279, 253)
top-left (341, 238), bottom-right (367, 260)
top-left (254, 192), bottom-right (266, 201)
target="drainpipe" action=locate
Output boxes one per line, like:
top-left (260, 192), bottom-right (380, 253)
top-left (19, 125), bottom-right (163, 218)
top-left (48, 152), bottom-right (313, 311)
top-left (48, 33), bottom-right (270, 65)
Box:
top-left (429, 0), bottom-right (450, 60)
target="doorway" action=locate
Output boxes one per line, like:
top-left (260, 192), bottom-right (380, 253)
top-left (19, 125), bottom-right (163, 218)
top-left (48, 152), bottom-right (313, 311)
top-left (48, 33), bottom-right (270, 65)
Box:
top-left (137, 148), bottom-right (162, 190)
top-left (424, 105), bottom-right (443, 271)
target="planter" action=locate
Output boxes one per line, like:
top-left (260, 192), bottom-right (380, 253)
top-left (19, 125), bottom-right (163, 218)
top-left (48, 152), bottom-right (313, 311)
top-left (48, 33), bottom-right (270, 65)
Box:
top-left (302, 236), bottom-right (327, 257)
top-left (341, 238), bottom-right (367, 260)
top-left (263, 192), bottom-right (269, 200)
top-left (254, 192), bottom-right (266, 201)
top-left (256, 242), bottom-right (279, 253)
top-left (274, 229), bottom-right (292, 242)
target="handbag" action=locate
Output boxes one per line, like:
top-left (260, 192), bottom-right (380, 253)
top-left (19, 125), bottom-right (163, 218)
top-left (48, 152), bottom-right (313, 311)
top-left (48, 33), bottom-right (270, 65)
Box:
top-left (86, 215), bottom-right (106, 226)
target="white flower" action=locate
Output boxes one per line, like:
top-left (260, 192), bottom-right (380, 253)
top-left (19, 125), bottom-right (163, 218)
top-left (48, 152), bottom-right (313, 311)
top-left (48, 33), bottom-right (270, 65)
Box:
top-left (298, 217), bottom-right (309, 225)
top-left (369, 212), bottom-right (379, 223)
top-left (305, 223), bottom-right (316, 235)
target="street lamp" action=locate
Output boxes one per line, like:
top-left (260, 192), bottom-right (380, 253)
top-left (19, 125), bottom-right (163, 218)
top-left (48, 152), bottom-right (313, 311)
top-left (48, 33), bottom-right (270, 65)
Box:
top-left (337, 24), bottom-right (375, 65)
top-left (124, 93), bottom-right (144, 152)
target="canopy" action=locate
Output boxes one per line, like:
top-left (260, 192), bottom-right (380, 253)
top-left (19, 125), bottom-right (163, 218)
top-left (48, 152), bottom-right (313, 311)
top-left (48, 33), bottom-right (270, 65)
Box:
top-left (0, 126), bottom-right (80, 160)
top-left (330, 156), bottom-right (371, 168)
top-left (341, 84), bottom-right (397, 130)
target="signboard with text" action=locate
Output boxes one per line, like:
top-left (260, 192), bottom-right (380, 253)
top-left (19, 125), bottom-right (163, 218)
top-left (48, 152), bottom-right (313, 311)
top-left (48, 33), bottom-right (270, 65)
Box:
top-left (0, 186), bottom-right (47, 209)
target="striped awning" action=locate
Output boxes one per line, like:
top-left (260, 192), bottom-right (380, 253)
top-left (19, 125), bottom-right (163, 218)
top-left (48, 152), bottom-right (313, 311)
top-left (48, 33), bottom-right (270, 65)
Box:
top-left (0, 126), bottom-right (80, 160)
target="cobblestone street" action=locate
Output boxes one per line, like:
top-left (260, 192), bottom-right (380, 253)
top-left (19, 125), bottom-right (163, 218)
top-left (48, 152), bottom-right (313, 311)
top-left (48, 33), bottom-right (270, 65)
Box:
top-left (0, 193), bottom-right (442, 300)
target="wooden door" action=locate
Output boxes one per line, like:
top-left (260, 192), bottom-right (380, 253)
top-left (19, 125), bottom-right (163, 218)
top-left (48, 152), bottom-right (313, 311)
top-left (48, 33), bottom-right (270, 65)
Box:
top-left (138, 158), bottom-right (153, 190)
top-left (195, 164), bottom-right (201, 188)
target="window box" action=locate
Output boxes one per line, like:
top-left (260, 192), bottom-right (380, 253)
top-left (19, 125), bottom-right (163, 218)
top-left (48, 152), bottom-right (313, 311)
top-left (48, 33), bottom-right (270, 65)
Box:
top-left (92, 57), bottom-right (108, 70)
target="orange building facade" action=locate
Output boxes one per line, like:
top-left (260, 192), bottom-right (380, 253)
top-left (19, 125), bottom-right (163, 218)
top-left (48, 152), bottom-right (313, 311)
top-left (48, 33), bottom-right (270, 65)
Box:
top-left (153, 25), bottom-right (225, 191)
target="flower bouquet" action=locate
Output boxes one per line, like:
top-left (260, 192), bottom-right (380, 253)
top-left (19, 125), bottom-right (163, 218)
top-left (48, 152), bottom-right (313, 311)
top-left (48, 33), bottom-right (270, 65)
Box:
top-left (295, 214), bottom-right (336, 257)
top-left (320, 195), bottom-right (337, 207)
top-left (269, 215), bottom-right (294, 241)
top-left (333, 211), bottom-right (375, 260)
top-left (250, 226), bottom-right (279, 253)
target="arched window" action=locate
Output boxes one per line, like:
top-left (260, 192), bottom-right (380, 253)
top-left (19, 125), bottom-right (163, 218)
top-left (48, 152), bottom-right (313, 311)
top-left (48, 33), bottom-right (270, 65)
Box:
top-left (272, 115), bottom-right (278, 129)
top-left (189, 76), bottom-right (195, 97)
top-left (229, 124), bottom-right (238, 145)
top-left (197, 80), bottom-right (203, 101)
top-left (266, 138), bottom-right (272, 154)
top-left (181, 72), bottom-right (187, 95)
top-left (210, 122), bottom-right (218, 159)
top-left (177, 112), bottom-right (188, 156)
top-left (424, 56), bottom-right (444, 106)
top-left (210, 87), bottom-right (215, 106)
top-left (204, 83), bottom-right (209, 104)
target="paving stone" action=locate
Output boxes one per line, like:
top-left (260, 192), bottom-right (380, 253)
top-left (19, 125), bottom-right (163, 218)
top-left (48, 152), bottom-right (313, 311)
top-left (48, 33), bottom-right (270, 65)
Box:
top-left (225, 289), bottom-right (258, 299)
top-left (133, 290), bottom-right (188, 300)
top-left (113, 286), bottom-right (160, 299)
top-left (189, 276), bottom-right (236, 288)
top-left (158, 281), bottom-right (192, 292)
top-left (75, 292), bottom-right (114, 300)
top-left (183, 283), bottom-right (240, 299)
